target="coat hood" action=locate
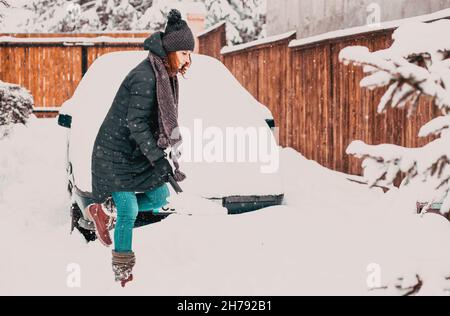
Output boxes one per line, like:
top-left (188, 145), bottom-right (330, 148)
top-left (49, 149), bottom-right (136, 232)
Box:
top-left (143, 31), bottom-right (167, 59)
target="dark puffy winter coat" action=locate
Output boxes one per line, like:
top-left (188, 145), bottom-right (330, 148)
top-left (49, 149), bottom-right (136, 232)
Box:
top-left (91, 32), bottom-right (173, 204)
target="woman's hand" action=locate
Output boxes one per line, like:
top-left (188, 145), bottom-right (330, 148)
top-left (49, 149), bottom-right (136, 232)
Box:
top-left (169, 148), bottom-right (182, 160)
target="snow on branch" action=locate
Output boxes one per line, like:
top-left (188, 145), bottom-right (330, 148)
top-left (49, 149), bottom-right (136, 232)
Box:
top-left (339, 19), bottom-right (450, 214)
top-left (0, 80), bottom-right (34, 138)
top-left (347, 139), bottom-right (450, 188)
top-left (419, 115), bottom-right (450, 138)
top-left (340, 45), bottom-right (450, 115)
top-left (0, 0), bottom-right (9, 21)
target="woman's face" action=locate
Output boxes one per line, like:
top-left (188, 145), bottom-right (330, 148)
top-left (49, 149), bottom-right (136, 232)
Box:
top-left (175, 50), bottom-right (192, 69)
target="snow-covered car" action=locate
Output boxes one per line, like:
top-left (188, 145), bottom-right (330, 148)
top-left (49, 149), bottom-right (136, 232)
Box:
top-left (57, 51), bottom-right (284, 241)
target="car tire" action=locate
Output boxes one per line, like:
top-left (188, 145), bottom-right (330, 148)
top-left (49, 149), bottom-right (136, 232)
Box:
top-left (71, 203), bottom-right (97, 243)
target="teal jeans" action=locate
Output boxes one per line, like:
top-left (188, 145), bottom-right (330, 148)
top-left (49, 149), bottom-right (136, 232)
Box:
top-left (112, 184), bottom-right (170, 253)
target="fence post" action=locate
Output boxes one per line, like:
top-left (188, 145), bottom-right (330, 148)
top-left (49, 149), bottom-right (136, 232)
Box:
top-left (198, 21), bottom-right (227, 61)
top-left (81, 46), bottom-right (88, 77)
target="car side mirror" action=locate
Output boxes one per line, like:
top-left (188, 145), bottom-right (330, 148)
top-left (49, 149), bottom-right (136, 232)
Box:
top-left (58, 114), bottom-right (72, 129)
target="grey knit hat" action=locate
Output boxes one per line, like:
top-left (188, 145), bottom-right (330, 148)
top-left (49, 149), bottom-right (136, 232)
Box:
top-left (162, 9), bottom-right (196, 52)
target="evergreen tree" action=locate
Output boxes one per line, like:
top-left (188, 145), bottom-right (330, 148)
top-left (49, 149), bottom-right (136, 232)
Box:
top-left (12, 0), bottom-right (267, 43)
top-left (340, 19), bottom-right (450, 214)
top-left (204, 0), bottom-right (266, 45)
top-left (0, 81), bottom-right (34, 139)
top-left (0, 0), bottom-right (9, 23)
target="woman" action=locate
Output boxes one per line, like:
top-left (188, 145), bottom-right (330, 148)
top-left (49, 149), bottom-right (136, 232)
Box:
top-left (88, 9), bottom-right (195, 287)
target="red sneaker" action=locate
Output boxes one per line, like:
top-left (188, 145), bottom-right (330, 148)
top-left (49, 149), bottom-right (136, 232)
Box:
top-left (86, 203), bottom-right (113, 247)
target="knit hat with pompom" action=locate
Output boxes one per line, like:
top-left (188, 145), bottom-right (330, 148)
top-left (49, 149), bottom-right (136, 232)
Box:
top-left (162, 9), bottom-right (195, 52)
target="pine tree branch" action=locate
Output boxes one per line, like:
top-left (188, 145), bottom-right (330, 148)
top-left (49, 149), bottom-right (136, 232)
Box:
top-left (340, 47), bottom-right (450, 112)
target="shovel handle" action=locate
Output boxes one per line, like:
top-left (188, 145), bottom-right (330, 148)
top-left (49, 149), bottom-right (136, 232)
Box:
top-left (168, 174), bottom-right (183, 194)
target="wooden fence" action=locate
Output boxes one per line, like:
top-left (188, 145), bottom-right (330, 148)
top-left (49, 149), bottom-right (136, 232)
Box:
top-left (220, 31), bottom-right (297, 156)
top-left (288, 31), bottom-right (438, 175)
top-left (197, 22), bottom-right (227, 62)
top-left (0, 33), bottom-right (149, 117)
top-left (198, 16), bottom-right (447, 175)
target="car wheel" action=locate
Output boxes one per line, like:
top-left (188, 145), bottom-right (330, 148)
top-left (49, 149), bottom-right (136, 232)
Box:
top-left (71, 203), bottom-right (97, 243)
top-left (67, 180), bottom-right (73, 196)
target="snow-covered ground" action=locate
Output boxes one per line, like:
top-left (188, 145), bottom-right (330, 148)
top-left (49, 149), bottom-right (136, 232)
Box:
top-left (1, 117), bottom-right (450, 295)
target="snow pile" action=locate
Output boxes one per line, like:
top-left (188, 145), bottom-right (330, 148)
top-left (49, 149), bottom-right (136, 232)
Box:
top-left (1, 119), bottom-right (450, 295)
top-left (0, 117), bottom-right (68, 224)
top-left (167, 192), bottom-right (227, 216)
top-left (279, 147), bottom-right (386, 210)
top-left (280, 148), bottom-right (450, 295)
top-left (0, 80), bottom-right (34, 139)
